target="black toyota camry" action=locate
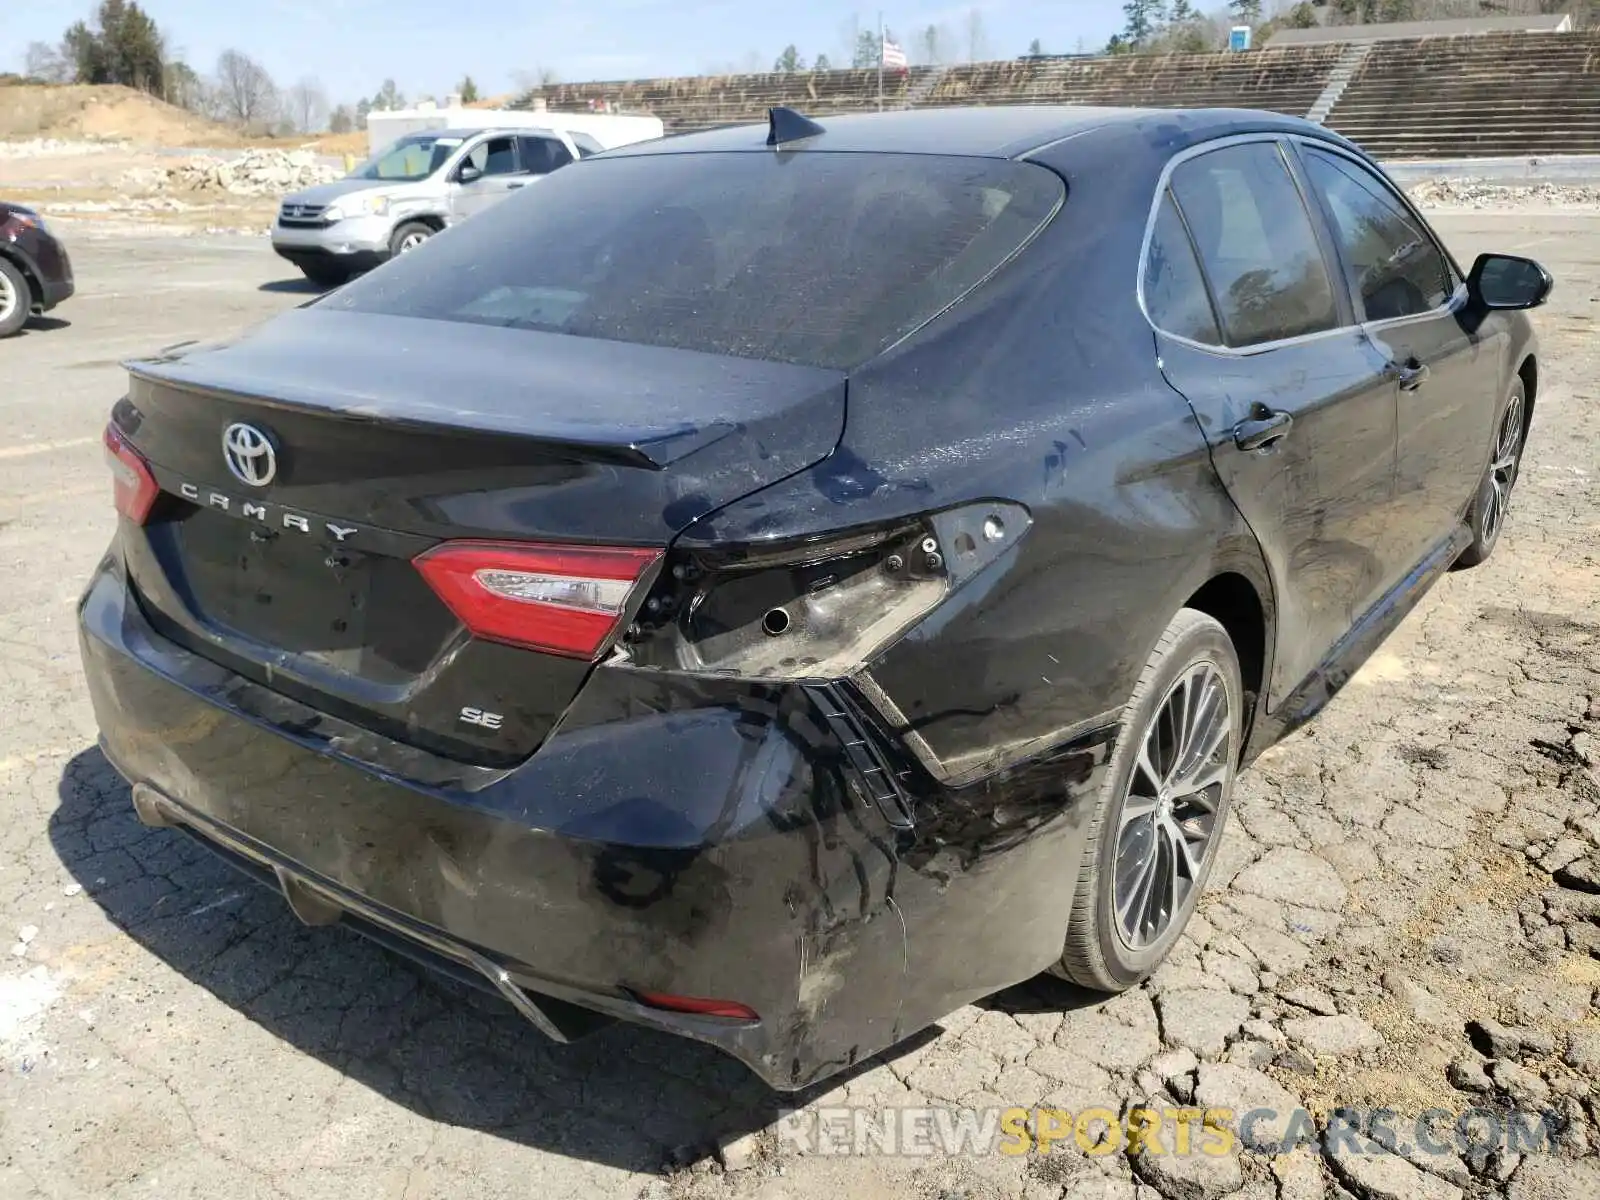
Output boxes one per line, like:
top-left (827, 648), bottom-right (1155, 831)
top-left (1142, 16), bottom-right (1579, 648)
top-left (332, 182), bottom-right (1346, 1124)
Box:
top-left (80, 106), bottom-right (1549, 1089)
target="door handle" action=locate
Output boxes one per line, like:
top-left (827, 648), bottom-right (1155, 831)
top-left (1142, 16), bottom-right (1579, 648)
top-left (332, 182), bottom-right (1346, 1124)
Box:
top-left (506, 181), bottom-right (525, 189)
top-left (1233, 409), bottom-right (1294, 452)
top-left (1391, 358), bottom-right (1430, 390)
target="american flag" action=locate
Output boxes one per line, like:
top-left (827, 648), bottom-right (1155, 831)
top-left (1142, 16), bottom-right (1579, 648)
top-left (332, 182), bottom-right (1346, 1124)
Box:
top-left (881, 38), bottom-right (908, 70)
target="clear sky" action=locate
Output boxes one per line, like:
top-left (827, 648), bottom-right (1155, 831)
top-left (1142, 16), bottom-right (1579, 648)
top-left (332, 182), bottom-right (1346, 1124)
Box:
top-left (16, 0), bottom-right (1133, 107)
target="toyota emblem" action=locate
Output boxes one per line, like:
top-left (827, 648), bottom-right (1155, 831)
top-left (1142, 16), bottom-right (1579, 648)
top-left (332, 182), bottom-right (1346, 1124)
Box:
top-left (222, 423), bottom-right (277, 487)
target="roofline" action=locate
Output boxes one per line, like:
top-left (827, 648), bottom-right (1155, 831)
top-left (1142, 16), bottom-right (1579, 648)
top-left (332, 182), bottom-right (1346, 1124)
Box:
top-left (605, 106), bottom-right (1342, 163)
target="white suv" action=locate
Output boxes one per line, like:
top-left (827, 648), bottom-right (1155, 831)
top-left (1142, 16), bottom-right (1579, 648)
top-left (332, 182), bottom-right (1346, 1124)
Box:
top-left (271, 127), bottom-right (596, 286)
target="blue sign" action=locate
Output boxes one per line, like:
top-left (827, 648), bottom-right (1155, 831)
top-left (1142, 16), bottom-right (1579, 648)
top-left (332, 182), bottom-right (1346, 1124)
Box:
top-left (1229, 25), bottom-right (1252, 52)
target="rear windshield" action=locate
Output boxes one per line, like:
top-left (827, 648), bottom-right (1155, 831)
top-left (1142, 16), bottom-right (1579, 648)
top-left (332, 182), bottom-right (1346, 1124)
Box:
top-left (323, 151), bottom-right (1064, 368)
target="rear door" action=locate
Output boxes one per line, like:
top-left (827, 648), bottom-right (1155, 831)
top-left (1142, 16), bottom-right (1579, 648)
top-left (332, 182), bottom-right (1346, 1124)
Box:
top-left (516, 134), bottom-right (575, 179)
top-left (1293, 140), bottom-right (1497, 564)
top-left (1145, 137), bottom-right (1401, 706)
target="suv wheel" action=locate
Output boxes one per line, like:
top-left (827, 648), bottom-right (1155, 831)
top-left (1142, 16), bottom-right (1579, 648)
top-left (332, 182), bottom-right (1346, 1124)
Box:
top-left (0, 257), bottom-right (31, 338)
top-left (1455, 376), bottom-right (1527, 569)
top-left (1054, 608), bottom-right (1242, 991)
top-left (390, 222), bottom-right (434, 256)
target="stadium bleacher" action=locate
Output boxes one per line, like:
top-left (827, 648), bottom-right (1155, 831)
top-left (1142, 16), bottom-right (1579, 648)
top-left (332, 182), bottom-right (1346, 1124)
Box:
top-left (1323, 31), bottom-right (1600, 158)
top-left (525, 45), bottom-right (1349, 134)
top-left (518, 29), bottom-right (1600, 160)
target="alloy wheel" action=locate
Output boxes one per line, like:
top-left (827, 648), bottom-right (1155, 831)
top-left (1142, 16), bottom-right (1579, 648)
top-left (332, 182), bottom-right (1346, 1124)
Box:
top-left (1113, 660), bottom-right (1232, 950)
top-left (1482, 391), bottom-right (1525, 545)
top-left (0, 268), bottom-right (16, 327)
top-left (398, 231), bottom-right (429, 252)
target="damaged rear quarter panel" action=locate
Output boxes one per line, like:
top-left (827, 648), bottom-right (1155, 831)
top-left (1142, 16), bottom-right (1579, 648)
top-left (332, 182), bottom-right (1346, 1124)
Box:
top-left (668, 122), bottom-right (1273, 1039)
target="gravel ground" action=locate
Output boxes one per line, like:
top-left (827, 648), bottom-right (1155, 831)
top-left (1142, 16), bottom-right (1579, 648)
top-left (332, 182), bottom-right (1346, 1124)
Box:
top-left (0, 214), bottom-right (1595, 1200)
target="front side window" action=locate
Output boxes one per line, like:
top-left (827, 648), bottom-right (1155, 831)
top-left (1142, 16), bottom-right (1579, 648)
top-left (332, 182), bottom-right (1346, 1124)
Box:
top-left (1170, 141), bottom-right (1340, 348)
top-left (1144, 190), bottom-right (1221, 345)
top-left (463, 137), bottom-right (518, 177)
top-left (1302, 147), bottom-right (1453, 322)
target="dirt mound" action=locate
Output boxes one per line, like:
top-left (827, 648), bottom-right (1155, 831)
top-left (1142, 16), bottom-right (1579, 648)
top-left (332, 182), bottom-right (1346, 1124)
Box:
top-left (0, 83), bottom-right (245, 147)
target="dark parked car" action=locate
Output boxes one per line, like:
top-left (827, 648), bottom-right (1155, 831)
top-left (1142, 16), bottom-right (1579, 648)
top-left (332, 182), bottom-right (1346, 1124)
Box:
top-left (1, 201), bottom-right (74, 337)
top-left (79, 106), bottom-right (1549, 1090)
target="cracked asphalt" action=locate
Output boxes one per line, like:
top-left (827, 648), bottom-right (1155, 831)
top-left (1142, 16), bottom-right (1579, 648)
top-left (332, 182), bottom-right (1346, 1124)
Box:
top-left (0, 214), bottom-right (1596, 1200)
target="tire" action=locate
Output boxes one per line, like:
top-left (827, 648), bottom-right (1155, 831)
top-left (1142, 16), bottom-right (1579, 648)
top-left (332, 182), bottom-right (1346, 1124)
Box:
top-left (0, 257), bottom-right (32, 338)
top-left (1455, 376), bottom-right (1528, 569)
top-left (389, 221), bottom-right (434, 257)
top-left (1054, 608), bottom-right (1243, 992)
top-left (299, 263), bottom-right (350, 288)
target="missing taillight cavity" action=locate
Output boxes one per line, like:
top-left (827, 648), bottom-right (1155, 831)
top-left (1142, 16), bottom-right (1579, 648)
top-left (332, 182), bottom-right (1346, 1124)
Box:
top-left (622, 502), bottom-right (1031, 680)
top-left (414, 540), bottom-right (661, 660)
top-left (104, 424), bottom-right (159, 525)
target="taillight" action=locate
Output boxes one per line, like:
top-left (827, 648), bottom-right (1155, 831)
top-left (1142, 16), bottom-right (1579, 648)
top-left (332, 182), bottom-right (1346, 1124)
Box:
top-left (414, 541), bottom-right (661, 659)
top-left (104, 424), bottom-right (159, 525)
top-left (632, 991), bottom-right (759, 1021)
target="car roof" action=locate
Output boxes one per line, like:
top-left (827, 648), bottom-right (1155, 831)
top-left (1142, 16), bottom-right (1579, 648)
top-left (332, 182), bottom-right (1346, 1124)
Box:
top-left (419, 127), bottom-right (525, 140)
top-left (603, 105), bottom-right (1340, 161)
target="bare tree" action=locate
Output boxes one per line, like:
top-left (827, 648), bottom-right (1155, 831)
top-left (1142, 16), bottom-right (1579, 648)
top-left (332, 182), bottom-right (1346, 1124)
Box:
top-left (511, 65), bottom-right (561, 93)
top-left (284, 76), bottom-right (329, 133)
top-left (24, 41), bottom-right (74, 82)
top-left (966, 8), bottom-right (991, 62)
top-left (214, 49), bottom-right (278, 130)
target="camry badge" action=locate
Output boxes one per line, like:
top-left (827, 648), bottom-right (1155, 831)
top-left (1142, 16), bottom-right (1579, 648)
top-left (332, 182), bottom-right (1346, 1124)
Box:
top-left (222, 423), bottom-right (277, 488)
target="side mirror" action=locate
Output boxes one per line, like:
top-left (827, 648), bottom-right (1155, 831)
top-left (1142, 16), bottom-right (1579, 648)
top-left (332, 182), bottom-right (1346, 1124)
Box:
top-left (456, 162), bottom-right (483, 184)
top-left (1468, 253), bottom-right (1552, 311)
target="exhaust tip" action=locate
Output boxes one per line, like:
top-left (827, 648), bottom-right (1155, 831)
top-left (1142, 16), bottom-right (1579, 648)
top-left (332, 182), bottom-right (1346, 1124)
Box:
top-left (272, 866), bottom-right (344, 926)
top-left (130, 783), bottom-right (179, 828)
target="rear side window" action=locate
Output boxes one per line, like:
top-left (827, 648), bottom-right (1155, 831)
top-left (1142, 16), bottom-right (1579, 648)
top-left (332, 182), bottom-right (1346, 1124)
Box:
top-left (1301, 147), bottom-right (1452, 322)
top-left (519, 136), bottom-right (573, 174)
top-left (1144, 190), bottom-right (1221, 345)
top-left (324, 152), bottom-right (1064, 368)
top-left (1170, 141), bottom-right (1339, 348)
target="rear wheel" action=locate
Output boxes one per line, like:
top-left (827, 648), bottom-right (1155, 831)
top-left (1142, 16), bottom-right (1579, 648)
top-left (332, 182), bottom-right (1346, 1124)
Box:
top-left (389, 222), bottom-right (434, 256)
top-left (0, 257), bottom-right (32, 338)
top-left (1456, 376), bottom-right (1527, 569)
top-left (1054, 608), bottom-right (1242, 991)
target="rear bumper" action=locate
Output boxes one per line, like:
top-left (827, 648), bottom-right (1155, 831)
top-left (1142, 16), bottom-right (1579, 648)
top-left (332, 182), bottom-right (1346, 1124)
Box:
top-left (77, 552), bottom-right (1109, 1089)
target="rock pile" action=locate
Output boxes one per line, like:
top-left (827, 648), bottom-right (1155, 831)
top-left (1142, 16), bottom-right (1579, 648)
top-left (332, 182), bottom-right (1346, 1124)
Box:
top-left (120, 148), bottom-right (341, 197)
top-left (1408, 177), bottom-right (1600, 209)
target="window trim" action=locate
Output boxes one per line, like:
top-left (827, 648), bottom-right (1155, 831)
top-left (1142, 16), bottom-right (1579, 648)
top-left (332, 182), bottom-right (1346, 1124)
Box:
top-left (1136, 132), bottom-right (1368, 357)
top-left (1145, 186), bottom-right (1226, 348)
top-left (1286, 136), bottom-right (1467, 333)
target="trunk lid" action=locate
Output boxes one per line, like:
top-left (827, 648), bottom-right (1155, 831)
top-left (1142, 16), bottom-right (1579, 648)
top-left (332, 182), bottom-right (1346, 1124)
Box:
top-left (117, 308), bottom-right (845, 764)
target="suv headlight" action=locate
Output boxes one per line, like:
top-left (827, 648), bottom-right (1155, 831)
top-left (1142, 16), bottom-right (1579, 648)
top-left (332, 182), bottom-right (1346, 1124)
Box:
top-left (323, 194), bottom-right (390, 221)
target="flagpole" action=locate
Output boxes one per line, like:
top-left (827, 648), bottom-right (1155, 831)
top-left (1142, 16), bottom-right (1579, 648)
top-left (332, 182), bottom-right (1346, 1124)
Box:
top-left (878, 11), bottom-right (884, 112)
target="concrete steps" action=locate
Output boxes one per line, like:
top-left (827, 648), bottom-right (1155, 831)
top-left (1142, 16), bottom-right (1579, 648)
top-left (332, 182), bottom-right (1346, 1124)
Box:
top-left (529, 30), bottom-right (1600, 156)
